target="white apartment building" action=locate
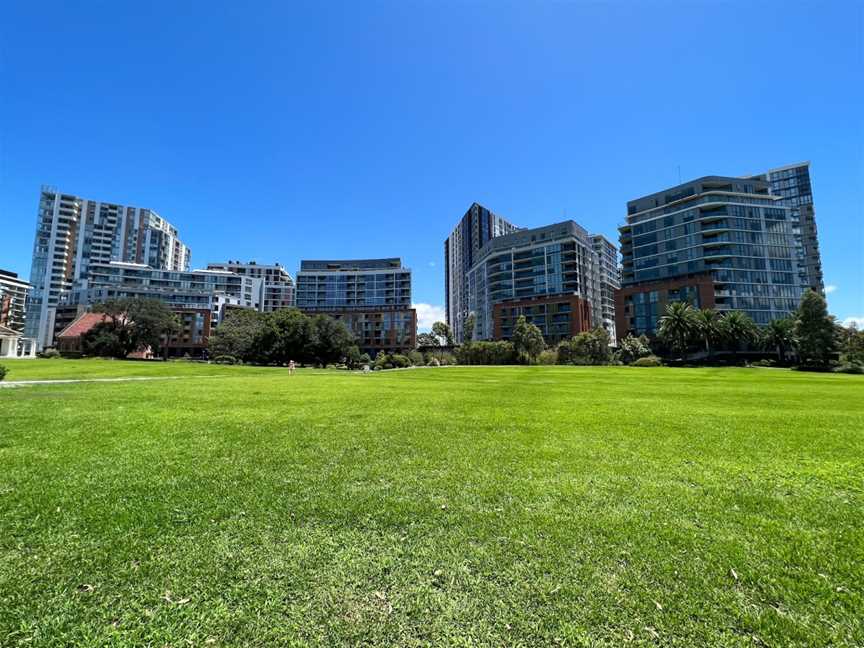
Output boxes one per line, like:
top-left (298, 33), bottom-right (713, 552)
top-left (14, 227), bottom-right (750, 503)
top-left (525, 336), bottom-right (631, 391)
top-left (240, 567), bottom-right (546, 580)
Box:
top-left (26, 187), bottom-right (191, 348)
top-left (206, 260), bottom-right (294, 311)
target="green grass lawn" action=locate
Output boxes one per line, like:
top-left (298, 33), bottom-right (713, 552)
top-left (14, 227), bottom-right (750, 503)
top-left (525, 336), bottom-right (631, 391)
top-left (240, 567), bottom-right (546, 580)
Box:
top-left (1, 360), bottom-right (862, 646)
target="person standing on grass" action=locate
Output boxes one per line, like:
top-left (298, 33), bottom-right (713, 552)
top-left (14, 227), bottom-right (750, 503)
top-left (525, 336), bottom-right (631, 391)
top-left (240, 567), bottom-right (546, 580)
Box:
top-left (288, 360), bottom-right (295, 375)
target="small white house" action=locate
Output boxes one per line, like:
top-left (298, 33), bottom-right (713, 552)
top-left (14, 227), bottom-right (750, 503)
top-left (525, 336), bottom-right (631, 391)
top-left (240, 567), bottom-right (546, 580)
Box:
top-left (0, 324), bottom-right (36, 358)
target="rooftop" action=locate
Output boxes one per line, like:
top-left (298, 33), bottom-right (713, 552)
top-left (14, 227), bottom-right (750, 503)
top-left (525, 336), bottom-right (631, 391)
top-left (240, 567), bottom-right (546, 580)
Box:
top-left (299, 258), bottom-right (405, 272)
top-left (478, 220), bottom-right (591, 257)
top-left (57, 312), bottom-right (111, 339)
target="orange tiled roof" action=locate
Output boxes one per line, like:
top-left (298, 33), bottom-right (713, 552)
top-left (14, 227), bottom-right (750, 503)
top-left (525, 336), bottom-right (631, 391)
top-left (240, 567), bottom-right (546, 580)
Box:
top-left (57, 312), bottom-right (111, 339)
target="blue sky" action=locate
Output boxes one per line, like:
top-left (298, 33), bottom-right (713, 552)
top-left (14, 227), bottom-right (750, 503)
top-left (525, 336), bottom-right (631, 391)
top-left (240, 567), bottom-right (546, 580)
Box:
top-left (1, 1), bottom-right (862, 330)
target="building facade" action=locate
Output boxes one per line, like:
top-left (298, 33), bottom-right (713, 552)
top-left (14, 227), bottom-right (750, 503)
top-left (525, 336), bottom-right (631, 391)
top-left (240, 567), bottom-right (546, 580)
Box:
top-left (749, 162), bottom-right (823, 293)
top-left (162, 308), bottom-right (212, 358)
top-left (57, 262), bottom-right (261, 343)
top-left (467, 221), bottom-right (603, 344)
top-left (206, 261), bottom-right (294, 311)
top-left (445, 203), bottom-right (519, 344)
top-left (591, 235), bottom-right (621, 345)
top-left (617, 173), bottom-right (809, 338)
top-left (26, 187), bottom-right (191, 348)
top-left (0, 269), bottom-right (31, 333)
top-left (296, 258), bottom-right (416, 354)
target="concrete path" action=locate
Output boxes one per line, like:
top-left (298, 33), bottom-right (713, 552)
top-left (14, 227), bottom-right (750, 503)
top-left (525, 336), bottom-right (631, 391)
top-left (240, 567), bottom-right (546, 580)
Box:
top-left (0, 375), bottom-right (217, 389)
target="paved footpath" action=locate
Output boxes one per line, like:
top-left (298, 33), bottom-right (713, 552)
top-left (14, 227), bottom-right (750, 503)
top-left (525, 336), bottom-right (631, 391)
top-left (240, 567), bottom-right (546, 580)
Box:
top-left (0, 376), bottom-right (218, 389)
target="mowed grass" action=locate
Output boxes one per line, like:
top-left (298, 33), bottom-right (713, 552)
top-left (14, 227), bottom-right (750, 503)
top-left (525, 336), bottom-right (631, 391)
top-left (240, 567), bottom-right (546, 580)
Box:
top-left (0, 361), bottom-right (862, 647)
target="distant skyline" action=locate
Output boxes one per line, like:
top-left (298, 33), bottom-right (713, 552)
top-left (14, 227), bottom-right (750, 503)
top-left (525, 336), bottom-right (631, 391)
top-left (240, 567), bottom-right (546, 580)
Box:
top-left (1, 2), bottom-right (861, 330)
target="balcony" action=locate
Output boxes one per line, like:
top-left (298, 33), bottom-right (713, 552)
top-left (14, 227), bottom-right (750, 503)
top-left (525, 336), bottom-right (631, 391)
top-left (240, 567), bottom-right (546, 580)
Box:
top-left (698, 208), bottom-right (728, 222)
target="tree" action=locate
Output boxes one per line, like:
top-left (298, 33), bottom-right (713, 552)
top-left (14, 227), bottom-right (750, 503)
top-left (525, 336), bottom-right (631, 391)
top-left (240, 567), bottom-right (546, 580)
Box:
top-left (81, 321), bottom-right (129, 358)
top-left (431, 321), bottom-right (454, 346)
top-left (416, 332), bottom-right (440, 347)
top-left (763, 317), bottom-right (795, 364)
top-left (309, 314), bottom-right (355, 367)
top-left (87, 298), bottom-right (179, 358)
top-left (561, 327), bottom-right (612, 365)
top-left (86, 300), bottom-right (137, 357)
top-left (617, 334), bottom-right (652, 365)
top-left (657, 301), bottom-right (696, 360)
top-left (794, 289), bottom-right (837, 369)
top-left (464, 313), bottom-right (476, 343)
top-left (208, 309), bottom-right (267, 363)
top-left (126, 298), bottom-right (180, 358)
top-left (719, 310), bottom-right (757, 361)
top-left (693, 308), bottom-right (721, 359)
top-left (344, 345), bottom-right (363, 369)
top-left (263, 308), bottom-right (314, 365)
top-left (840, 325), bottom-right (864, 369)
top-left (511, 315), bottom-right (545, 363)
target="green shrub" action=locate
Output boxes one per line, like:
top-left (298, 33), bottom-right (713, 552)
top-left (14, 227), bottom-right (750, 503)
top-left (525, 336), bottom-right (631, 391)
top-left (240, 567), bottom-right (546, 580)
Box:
top-left (456, 341), bottom-right (516, 365)
top-left (390, 354), bottom-right (411, 369)
top-left (616, 334), bottom-right (652, 365)
top-left (632, 355), bottom-right (663, 367)
top-left (437, 352), bottom-right (457, 366)
top-left (835, 363), bottom-right (863, 375)
top-left (372, 352), bottom-right (412, 370)
top-left (0, 364), bottom-right (7, 381)
top-left (38, 348), bottom-right (61, 359)
top-left (557, 328), bottom-right (612, 365)
top-left (407, 350), bottom-right (424, 366)
top-left (212, 355), bottom-right (238, 365)
top-left (750, 359), bottom-right (776, 368)
top-left (537, 349), bottom-right (557, 365)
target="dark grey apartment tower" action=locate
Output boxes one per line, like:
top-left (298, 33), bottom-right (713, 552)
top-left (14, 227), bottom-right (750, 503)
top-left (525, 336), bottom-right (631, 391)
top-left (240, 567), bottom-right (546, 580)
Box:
top-left (616, 166), bottom-right (819, 339)
top-left (749, 162), bottom-right (823, 293)
top-left (444, 203), bottom-right (519, 343)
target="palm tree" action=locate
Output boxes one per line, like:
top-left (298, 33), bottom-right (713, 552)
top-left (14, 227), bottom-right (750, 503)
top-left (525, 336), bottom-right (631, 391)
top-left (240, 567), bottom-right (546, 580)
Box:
top-left (719, 310), bottom-right (757, 362)
top-left (693, 308), bottom-right (721, 359)
top-left (658, 301), bottom-right (696, 360)
top-left (764, 317), bottom-right (795, 364)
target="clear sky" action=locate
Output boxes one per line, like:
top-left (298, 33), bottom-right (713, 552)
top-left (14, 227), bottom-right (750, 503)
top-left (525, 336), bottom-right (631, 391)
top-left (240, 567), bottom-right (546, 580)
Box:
top-left (1, 1), bottom-right (862, 330)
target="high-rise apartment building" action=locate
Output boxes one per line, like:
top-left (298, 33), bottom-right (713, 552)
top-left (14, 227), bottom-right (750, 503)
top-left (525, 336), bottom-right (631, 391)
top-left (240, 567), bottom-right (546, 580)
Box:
top-left (445, 203), bottom-right (519, 344)
top-left (591, 235), bottom-right (621, 345)
top-left (296, 258), bottom-right (416, 354)
top-left (206, 261), bottom-right (294, 311)
top-left (0, 269), bottom-right (31, 333)
top-left (26, 187), bottom-right (191, 348)
top-left (467, 221), bottom-right (603, 344)
top-left (749, 162), bottom-right (823, 293)
top-left (616, 171), bottom-right (810, 338)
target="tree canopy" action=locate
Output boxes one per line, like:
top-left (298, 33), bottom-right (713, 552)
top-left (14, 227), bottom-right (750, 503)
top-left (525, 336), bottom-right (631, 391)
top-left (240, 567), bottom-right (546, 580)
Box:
top-left (208, 308), bottom-right (356, 367)
top-left (431, 321), bottom-right (454, 346)
top-left (511, 315), bottom-right (545, 362)
top-left (794, 290), bottom-right (837, 368)
top-left (657, 301), bottom-right (696, 359)
top-left (83, 298), bottom-right (179, 358)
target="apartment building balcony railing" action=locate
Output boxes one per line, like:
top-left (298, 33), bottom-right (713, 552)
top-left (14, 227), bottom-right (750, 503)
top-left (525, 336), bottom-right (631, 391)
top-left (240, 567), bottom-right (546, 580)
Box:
top-left (701, 220), bottom-right (730, 232)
